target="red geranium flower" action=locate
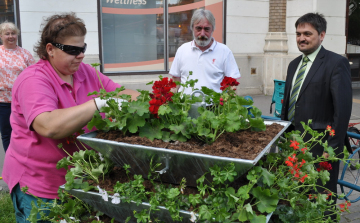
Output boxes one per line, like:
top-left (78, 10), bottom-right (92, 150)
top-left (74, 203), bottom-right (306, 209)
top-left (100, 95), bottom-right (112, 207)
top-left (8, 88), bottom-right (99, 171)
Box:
top-left (299, 174), bottom-right (308, 183)
top-left (301, 147), bottom-right (308, 154)
top-left (220, 77), bottom-right (239, 91)
top-left (149, 77), bottom-right (177, 118)
top-left (329, 129), bottom-right (335, 136)
top-left (317, 161), bottom-right (332, 172)
top-left (290, 140), bottom-right (300, 150)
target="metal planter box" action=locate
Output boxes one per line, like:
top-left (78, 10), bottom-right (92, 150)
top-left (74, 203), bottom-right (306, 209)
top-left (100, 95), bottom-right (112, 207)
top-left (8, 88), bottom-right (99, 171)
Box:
top-left (60, 185), bottom-right (273, 223)
top-left (78, 120), bottom-right (290, 187)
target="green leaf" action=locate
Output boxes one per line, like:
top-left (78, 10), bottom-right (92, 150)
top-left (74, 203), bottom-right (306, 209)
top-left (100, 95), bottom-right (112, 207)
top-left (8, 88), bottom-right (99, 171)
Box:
top-left (250, 214), bottom-right (267, 223)
top-left (225, 113), bottom-right (241, 132)
top-left (27, 201), bottom-right (39, 223)
top-left (319, 169), bottom-right (330, 185)
top-left (56, 157), bottom-right (71, 170)
top-left (238, 206), bottom-right (253, 222)
top-left (87, 111), bottom-right (107, 130)
top-left (127, 100), bottom-right (149, 116)
top-left (199, 205), bottom-right (213, 221)
top-left (189, 194), bottom-right (201, 207)
top-left (92, 164), bottom-right (104, 178)
top-left (139, 121), bottom-right (164, 141)
top-left (249, 117), bottom-right (266, 131)
top-left (158, 104), bottom-right (172, 115)
top-left (252, 187), bottom-right (279, 213)
top-left (261, 168), bottom-right (275, 186)
top-left (127, 114), bottom-right (146, 133)
top-left (167, 188), bottom-right (180, 199)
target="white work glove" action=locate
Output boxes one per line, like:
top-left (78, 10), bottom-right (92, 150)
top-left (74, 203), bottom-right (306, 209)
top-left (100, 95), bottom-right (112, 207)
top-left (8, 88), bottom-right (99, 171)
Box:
top-left (94, 97), bottom-right (126, 111)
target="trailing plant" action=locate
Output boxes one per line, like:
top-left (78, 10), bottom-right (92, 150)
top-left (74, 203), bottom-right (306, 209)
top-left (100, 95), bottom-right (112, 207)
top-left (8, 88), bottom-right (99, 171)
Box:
top-left (87, 74), bottom-right (265, 144)
top-left (45, 121), bottom-right (357, 223)
top-left (23, 186), bottom-right (111, 223)
top-left (56, 141), bottom-right (114, 191)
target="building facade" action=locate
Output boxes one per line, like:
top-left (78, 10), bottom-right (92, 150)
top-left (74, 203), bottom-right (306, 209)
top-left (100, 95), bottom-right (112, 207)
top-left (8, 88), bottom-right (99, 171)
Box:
top-left (0, 0), bottom-right (350, 95)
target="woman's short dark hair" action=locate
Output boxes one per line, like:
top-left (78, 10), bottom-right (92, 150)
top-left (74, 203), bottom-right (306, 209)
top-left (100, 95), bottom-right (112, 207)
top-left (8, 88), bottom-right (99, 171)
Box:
top-left (295, 13), bottom-right (327, 34)
top-left (34, 12), bottom-right (87, 60)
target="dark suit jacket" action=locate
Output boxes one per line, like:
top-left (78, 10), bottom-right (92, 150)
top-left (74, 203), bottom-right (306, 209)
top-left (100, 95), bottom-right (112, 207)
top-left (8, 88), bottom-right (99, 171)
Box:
top-left (281, 46), bottom-right (352, 157)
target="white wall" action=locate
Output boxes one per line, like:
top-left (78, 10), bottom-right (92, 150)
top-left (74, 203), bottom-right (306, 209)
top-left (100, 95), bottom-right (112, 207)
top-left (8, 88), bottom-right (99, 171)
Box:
top-left (226, 0), bottom-right (269, 54)
top-left (286, 0), bottom-right (347, 55)
top-left (18, 0), bottom-right (98, 57)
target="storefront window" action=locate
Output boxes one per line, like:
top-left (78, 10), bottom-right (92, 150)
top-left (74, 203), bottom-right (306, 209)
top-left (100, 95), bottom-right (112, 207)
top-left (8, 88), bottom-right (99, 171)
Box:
top-left (0, 0), bottom-right (15, 23)
top-left (100, 0), bottom-right (224, 74)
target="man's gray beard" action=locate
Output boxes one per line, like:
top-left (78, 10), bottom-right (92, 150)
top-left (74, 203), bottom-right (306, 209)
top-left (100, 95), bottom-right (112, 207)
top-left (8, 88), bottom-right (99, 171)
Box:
top-left (193, 34), bottom-right (212, 47)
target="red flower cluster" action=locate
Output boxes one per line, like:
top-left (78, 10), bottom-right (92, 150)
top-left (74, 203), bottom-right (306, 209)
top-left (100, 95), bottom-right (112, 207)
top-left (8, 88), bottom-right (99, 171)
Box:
top-left (326, 125), bottom-right (335, 136)
top-left (220, 77), bottom-right (239, 91)
top-left (339, 201), bottom-right (351, 212)
top-left (285, 153), bottom-right (308, 183)
top-left (317, 161), bottom-right (332, 172)
top-left (290, 140), bottom-right (299, 150)
top-left (149, 77), bottom-right (176, 118)
top-left (301, 147), bottom-right (308, 154)
top-left (308, 194), bottom-right (317, 200)
top-left (220, 98), bottom-right (224, 106)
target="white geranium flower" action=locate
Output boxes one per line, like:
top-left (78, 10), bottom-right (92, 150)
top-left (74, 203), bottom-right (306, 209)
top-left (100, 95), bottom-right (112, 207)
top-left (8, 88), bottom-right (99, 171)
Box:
top-left (97, 185), bottom-right (108, 201)
top-left (190, 211), bottom-right (197, 222)
top-left (111, 193), bottom-right (121, 204)
top-left (60, 219), bottom-right (67, 223)
top-left (98, 152), bottom-right (104, 161)
top-left (69, 217), bottom-right (80, 222)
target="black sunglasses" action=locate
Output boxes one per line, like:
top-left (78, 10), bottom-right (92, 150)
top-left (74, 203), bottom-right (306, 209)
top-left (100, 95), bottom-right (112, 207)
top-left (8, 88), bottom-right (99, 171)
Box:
top-left (51, 42), bottom-right (87, 56)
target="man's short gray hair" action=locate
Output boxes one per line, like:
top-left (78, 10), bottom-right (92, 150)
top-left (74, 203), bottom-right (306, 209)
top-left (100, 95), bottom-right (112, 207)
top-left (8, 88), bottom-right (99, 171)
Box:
top-left (190, 9), bottom-right (215, 31)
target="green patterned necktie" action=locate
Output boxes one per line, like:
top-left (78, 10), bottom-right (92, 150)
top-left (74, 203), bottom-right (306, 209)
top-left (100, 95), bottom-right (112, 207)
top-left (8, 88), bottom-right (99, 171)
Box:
top-left (287, 56), bottom-right (310, 122)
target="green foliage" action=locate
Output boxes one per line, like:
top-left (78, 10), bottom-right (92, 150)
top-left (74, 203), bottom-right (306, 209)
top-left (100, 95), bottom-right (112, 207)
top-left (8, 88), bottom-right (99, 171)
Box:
top-left (25, 187), bottom-right (104, 223)
top-left (34, 120), bottom-right (355, 222)
top-left (87, 74), bottom-right (266, 144)
top-left (56, 143), bottom-right (113, 190)
top-left (0, 191), bottom-right (16, 223)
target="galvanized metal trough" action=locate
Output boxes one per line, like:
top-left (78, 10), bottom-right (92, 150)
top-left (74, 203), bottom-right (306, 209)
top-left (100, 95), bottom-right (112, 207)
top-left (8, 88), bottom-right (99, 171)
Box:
top-left (60, 185), bottom-right (273, 223)
top-left (77, 120), bottom-right (291, 187)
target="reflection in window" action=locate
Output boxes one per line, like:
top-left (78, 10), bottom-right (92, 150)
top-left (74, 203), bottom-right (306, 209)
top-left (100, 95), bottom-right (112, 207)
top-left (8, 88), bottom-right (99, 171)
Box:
top-left (0, 0), bottom-right (15, 23)
top-left (168, 1), bottom-right (202, 57)
top-left (100, 0), bottom-right (223, 73)
top-left (348, 0), bottom-right (360, 46)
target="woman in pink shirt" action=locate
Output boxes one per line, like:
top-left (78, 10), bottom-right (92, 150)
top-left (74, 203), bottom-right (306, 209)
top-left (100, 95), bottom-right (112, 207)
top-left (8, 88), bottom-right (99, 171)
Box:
top-left (2, 13), bottom-right (139, 222)
top-left (0, 21), bottom-right (35, 152)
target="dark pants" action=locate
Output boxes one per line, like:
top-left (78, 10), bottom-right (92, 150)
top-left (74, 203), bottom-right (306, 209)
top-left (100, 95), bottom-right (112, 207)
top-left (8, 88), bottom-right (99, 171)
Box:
top-left (0, 102), bottom-right (12, 152)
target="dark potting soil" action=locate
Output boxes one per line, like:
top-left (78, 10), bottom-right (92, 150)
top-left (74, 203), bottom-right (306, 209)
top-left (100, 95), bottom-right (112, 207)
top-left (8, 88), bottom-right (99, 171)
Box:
top-left (96, 123), bottom-right (284, 160)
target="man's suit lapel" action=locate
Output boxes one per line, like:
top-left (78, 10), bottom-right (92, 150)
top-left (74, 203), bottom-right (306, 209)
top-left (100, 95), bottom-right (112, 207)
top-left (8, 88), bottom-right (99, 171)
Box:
top-left (298, 46), bottom-right (326, 98)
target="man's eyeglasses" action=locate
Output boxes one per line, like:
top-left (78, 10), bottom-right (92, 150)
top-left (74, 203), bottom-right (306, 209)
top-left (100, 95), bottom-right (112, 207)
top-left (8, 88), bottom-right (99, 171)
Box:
top-left (51, 43), bottom-right (87, 56)
top-left (194, 26), bottom-right (212, 32)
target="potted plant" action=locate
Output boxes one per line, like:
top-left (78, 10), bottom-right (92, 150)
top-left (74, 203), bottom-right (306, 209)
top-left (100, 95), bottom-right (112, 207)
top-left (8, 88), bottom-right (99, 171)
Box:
top-left (28, 121), bottom-right (352, 223)
top-left (80, 75), bottom-right (291, 187)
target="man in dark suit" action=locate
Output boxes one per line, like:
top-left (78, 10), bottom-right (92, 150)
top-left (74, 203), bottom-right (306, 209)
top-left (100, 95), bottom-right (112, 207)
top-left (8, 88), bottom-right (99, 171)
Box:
top-left (281, 13), bottom-right (352, 218)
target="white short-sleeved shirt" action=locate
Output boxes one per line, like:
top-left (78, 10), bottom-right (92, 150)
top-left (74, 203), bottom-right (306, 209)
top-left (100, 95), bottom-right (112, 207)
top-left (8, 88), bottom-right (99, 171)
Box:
top-left (169, 39), bottom-right (241, 94)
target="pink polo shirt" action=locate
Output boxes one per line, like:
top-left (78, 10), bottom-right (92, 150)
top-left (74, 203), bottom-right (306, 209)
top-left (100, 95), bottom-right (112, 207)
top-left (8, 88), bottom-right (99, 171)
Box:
top-left (2, 59), bottom-right (120, 199)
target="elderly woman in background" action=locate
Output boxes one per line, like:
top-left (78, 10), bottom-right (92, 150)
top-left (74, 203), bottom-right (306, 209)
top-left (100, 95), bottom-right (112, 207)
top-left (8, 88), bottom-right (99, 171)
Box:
top-left (2, 13), bottom-right (139, 222)
top-left (0, 21), bottom-right (35, 152)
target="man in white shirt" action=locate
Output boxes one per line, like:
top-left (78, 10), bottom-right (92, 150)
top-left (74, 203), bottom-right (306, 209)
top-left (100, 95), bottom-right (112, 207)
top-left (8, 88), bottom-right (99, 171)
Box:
top-left (170, 9), bottom-right (240, 94)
